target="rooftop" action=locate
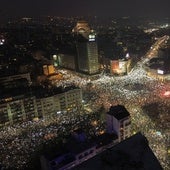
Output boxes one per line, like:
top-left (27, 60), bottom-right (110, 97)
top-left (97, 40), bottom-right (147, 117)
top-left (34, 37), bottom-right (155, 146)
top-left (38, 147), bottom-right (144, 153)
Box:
top-left (72, 132), bottom-right (163, 170)
top-left (107, 105), bottom-right (130, 120)
top-left (31, 85), bottom-right (80, 98)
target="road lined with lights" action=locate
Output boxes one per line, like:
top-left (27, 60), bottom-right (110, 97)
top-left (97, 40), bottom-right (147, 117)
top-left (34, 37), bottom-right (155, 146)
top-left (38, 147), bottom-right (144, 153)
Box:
top-left (142, 35), bottom-right (169, 64)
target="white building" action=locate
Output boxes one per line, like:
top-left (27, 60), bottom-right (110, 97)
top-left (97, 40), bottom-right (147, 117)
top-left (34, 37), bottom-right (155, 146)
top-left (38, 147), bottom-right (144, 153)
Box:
top-left (0, 87), bottom-right (82, 126)
top-left (106, 105), bottom-right (131, 142)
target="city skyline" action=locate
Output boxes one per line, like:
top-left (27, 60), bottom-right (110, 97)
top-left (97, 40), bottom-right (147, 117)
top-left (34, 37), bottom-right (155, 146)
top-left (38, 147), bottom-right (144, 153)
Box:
top-left (0, 0), bottom-right (170, 21)
top-left (0, 3), bottom-right (169, 169)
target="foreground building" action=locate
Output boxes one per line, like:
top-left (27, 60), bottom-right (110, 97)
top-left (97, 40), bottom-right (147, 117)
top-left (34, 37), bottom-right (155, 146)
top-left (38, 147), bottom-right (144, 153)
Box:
top-left (40, 129), bottom-right (118, 170)
top-left (40, 105), bottom-right (132, 170)
top-left (73, 133), bottom-right (163, 170)
top-left (106, 105), bottom-right (131, 142)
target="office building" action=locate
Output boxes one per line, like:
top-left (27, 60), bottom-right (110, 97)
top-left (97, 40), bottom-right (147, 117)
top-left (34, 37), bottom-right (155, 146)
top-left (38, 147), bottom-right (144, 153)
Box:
top-left (0, 81), bottom-right (82, 126)
top-left (35, 86), bottom-right (82, 118)
top-left (0, 73), bottom-right (32, 85)
top-left (0, 77), bottom-right (35, 125)
top-left (73, 21), bottom-right (99, 75)
top-left (43, 64), bottom-right (56, 76)
top-left (57, 53), bottom-right (76, 70)
top-left (110, 57), bottom-right (132, 75)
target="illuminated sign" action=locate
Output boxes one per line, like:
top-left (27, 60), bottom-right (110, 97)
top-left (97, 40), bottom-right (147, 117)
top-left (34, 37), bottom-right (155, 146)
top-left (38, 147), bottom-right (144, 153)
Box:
top-left (0, 39), bottom-right (5, 45)
top-left (89, 34), bottom-right (95, 41)
top-left (157, 69), bottom-right (164, 75)
top-left (53, 55), bottom-right (57, 60)
top-left (125, 53), bottom-right (130, 59)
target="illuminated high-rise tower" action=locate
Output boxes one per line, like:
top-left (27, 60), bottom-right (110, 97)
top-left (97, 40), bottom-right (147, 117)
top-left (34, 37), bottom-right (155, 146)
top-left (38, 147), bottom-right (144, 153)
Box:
top-left (73, 21), bottom-right (99, 75)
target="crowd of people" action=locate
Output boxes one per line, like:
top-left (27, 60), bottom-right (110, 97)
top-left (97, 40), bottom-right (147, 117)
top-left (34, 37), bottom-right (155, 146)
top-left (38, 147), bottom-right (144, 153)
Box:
top-left (0, 106), bottom-right (104, 169)
top-left (87, 62), bottom-right (170, 169)
top-left (0, 61), bottom-right (169, 169)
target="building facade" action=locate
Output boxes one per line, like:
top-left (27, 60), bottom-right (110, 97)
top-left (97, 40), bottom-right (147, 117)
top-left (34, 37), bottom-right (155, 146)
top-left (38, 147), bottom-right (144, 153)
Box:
top-left (36, 88), bottom-right (82, 118)
top-left (74, 21), bottom-right (99, 75)
top-left (106, 105), bottom-right (131, 142)
top-left (110, 59), bottom-right (128, 75)
top-left (0, 87), bottom-right (82, 126)
top-left (0, 73), bottom-right (32, 85)
top-left (0, 96), bottom-right (37, 125)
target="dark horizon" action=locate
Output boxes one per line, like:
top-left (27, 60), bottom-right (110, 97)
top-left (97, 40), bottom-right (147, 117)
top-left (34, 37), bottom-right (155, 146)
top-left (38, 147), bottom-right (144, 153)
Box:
top-left (0, 0), bottom-right (170, 21)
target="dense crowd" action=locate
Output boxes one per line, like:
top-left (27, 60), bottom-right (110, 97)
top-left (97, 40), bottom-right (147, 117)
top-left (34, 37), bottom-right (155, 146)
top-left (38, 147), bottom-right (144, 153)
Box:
top-left (0, 108), bottom-right (104, 169)
top-left (0, 55), bottom-right (170, 169)
top-left (87, 63), bottom-right (170, 169)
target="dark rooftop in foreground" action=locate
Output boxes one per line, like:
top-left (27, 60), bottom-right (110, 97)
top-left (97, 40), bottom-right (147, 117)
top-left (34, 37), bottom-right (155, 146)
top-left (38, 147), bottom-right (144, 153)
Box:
top-left (107, 105), bottom-right (130, 120)
top-left (72, 132), bottom-right (163, 170)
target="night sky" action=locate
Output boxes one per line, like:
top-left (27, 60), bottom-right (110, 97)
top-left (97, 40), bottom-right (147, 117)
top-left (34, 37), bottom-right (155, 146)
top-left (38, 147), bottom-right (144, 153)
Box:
top-left (0, 0), bottom-right (170, 20)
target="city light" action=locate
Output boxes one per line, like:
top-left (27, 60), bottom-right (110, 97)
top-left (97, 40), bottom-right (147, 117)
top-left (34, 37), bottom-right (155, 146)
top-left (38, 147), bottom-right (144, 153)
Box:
top-left (0, 39), bottom-right (5, 45)
top-left (157, 69), bottom-right (164, 75)
top-left (125, 53), bottom-right (130, 59)
top-left (53, 55), bottom-right (57, 60)
top-left (89, 34), bottom-right (95, 41)
top-left (163, 91), bottom-right (170, 97)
